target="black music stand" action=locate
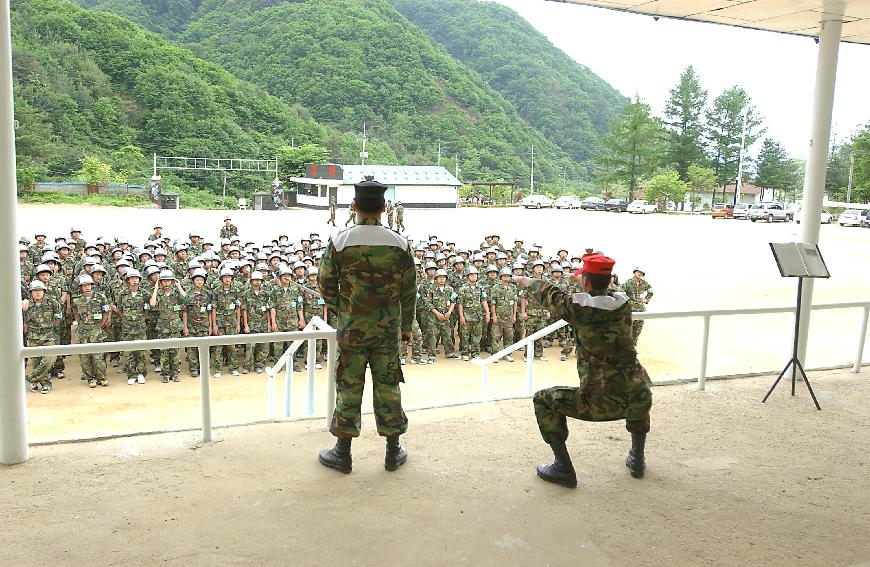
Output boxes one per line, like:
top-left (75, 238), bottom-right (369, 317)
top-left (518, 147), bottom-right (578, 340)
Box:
top-left (762, 242), bottom-right (830, 410)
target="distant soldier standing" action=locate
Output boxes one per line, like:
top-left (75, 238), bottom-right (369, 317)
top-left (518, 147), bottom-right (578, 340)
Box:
top-left (184, 268), bottom-right (213, 378)
top-left (242, 271), bottom-right (271, 374)
top-left (115, 269), bottom-right (148, 384)
top-left (22, 281), bottom-right (63, 394)
top-left (426, 269), bottom-right (459, 361)
top-left (72, 274), bottom-right (111, 388)
top-left (328, 195), bottom-right (337, 226)
top-left (621, 267), bottom-right (653, 344)
top-left (514, 254), bottom-right (652, 488)
top-left (385, 199), bottom-right (394, 230)
top-left (395, 201), bottom-right (405, 232)
top-left (457, 267), bottom-right (489, 361)
top-left (489, 267), bottom-right (518, 362)
top-left (211, 268), bottom-right (242, 377)
top-left (318, 177), bottom-right (416, 474)
top-left (344, 207), bottom-right (357, 227)
top-left (150, 270), bottom-right (188, 383)
top-left (220, 216), bottom-right (238, 240)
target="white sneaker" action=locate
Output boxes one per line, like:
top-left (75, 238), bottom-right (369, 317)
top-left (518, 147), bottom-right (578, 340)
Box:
top-left (213, 372), bottom-right (222, 378)
top-left (535, 356), bottom-right (549, 362)
top-left (154, 365), bottom-right (162, 373)
top-left (136, 374), bottom-right (145, 384)
top-left (461, 355), bottom-right (469, 361)
top-left (127, 377), bottom-right (136, 385)
top-left (230, 370), bottom-right (240, 376)
top-left (471, 356), bottom-right (480, 361)
top-left (400, 358), bottom-right (406, 365)
top-left (315, 363), bottom-right (323, 370)
top-left (505, 355), bottom-right (514, 362)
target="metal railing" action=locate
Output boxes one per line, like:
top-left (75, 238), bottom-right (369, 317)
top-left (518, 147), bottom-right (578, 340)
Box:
top-left (21, 317), bottom-right (337, 442)
top-left (473, 300), bottom-right (870, 399)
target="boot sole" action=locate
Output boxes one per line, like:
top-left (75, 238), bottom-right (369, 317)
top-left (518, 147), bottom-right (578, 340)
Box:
top-left (318, 455), bottom-right (352, 474)
top-left (626, 460), bottom-right (645, 479)
top-left (536, 467), bottom-right (577, 488)
top-left (384, 455), bottom-right (407, 472)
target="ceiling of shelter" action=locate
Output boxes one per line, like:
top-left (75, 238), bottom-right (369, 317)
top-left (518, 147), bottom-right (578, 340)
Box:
top-left (546, 1), bottom-right (870, 44)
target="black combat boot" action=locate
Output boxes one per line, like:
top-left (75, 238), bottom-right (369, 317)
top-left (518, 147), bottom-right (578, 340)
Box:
top-left (319, 437), bottom-right (352, 474)
top-left (536, 439), bottom-right (577, 488)
top-left (625, 432), bottom-right (646, 479)
top-left (384, 435), bottom-right (408, 471)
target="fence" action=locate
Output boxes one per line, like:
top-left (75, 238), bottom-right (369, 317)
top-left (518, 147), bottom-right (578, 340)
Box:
top-left (31, 182), bottom-right (146, 195)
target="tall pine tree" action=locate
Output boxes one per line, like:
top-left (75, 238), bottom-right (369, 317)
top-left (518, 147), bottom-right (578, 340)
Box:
top-left (705, 86), bottom-right (764, 196)
top-left (664, 66), bottom-right (707, 181)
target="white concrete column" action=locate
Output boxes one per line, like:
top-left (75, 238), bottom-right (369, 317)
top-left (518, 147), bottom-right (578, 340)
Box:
top-left (0, 0), bottom-right (28, 465)
top-left (797, 16), bottom-right (843, 366)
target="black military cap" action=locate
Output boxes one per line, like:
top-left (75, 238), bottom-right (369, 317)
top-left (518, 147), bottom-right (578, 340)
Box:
top-left (354, 176), bottom-right (387, 212)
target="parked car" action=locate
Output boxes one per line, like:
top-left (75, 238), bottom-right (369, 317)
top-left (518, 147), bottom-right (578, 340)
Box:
top-left (795, 208), bottom-right (833, 225)
top-left (748, 202), bottom-right (791, 222)
top-left (604, 198), bottom-right (629, 212)
top-left (732, 203), bottom-right (751, 219)
top-left (553, 195), bottom-right (583, 209)
top-left (519, 194), bottom-right (554, 209)
top-left (710, 203), bottom-right (735, 219)
top-left (580, 196), bottom-right (607, 210)
top-left (838, 209), bottom-right (870, 227)
top-left (627, 200), bottom-right (657, 214)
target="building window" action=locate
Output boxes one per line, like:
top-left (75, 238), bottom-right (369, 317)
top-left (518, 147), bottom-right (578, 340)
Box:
top-left (297, 183), bottom-right (318, 197)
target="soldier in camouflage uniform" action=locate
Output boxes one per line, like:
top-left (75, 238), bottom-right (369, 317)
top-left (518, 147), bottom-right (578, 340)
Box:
top-left (328, 195), bottom-right (337, 226)
top-left (220, 217), bottom-right (238, 240)
top-left (318, 177), bottom-right (416, 474)
top-left (72, 274), bottom-right (111, 387)
top-left (242, 270), bottom-right (271, 374)
top-left (457, 267), bottom-right (489, 360)
top-left (523, 260), bottom-right (549, 360)
top-left (344, 207), bottom-right (357, 227)
top-left (621, 267), bottom-right (653, 344)
top-left (269, 265), bottom-right (304, 371)
top-left (395, 201), bottom-right (405, 232)
top-left (425, 269), bottom-right (459, 361)
top-left (115, 269), bottom-right (149, 384)
top-left (211, 268), bottom-right (242, 377)
top-left (514, 253), bottom-right (652, 488)
top-left (184, 268), bottom-right (212, 377)
top-left (150, 270), bottom-right (188, 383)
top-left (385, 199), bottom-right (394, 230)
top-left (22, 281), bottom-right (63, 393)
top-left (142, 265), bottom-right (162, 370)
top-left (401, 265), bottom-right (425, 365)
top-left (300, 267), bottom-right (326, 368)
top-left (489, 267), bottom-right (518, 362)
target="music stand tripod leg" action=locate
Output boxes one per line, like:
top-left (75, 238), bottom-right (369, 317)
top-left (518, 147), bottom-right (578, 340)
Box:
top-left (762, 359), bottom-right (793, 403)
top-left (794, 357), bottom-right (822, 411)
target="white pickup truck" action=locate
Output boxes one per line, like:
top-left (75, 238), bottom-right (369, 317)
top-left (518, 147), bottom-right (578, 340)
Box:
top-left (748, 202), bottom-right (792, 223)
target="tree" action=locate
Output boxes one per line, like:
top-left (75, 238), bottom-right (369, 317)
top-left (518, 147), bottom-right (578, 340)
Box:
top-left (595, 95), bottom-right (665, 200)
top-left (663, 66), bottom-right (708, 181)
top-left (276, 143), bottom-right (331, 179)
top-left (705, 86), bottom-right (764, 193)
top-left (686, 165), bottom-right (716, 209)
top-left (755, 138), bottom-right (801, 202)
top-left (851, 124), bottom-right (870, 202)
top-left (644, 170), bottom-right (687, 206)
top-left (111, 145), bottom-right (146, 185)
top-left (825, 141), bottom-right (852, 201)
top-left (77, 156), bottom-right (112, 187)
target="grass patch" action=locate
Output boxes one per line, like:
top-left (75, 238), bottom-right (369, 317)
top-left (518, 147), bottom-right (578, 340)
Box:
top-left (19, 192), bottom-right (153, 207)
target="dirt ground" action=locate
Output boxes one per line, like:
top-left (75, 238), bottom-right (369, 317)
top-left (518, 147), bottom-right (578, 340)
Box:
top-left (3, 369), bottom-right (869, 567)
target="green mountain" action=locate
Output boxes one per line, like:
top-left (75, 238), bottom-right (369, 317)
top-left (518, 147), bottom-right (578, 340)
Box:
top-left (388, 0), bottom-right (627, 165)
top-left (13, 0), bottom-right (323, 193)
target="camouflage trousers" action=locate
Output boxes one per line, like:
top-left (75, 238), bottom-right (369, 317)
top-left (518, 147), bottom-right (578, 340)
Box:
top-left (213, 324), bottom-right (239, 371)
top-left (330, 346), bottom-right (408, 438)
top-left (186, 324), bottom-right (210, 374)
top-left (328, 209), bottom-right (336, 225)
top-left (245, 328), bottom-right (269, 370)
top-left (77, 326), bottom-right (107, 382)
top-left (157, 329), bottom-right (181, 377)
top-left (146, 317), bottom-right (160, 366)
top-left (631, 319), bottom-right (644, 343)
top-left (459, 319), bottom-right (484, 358)
top-left (401, 318), bottom-right (423, 362)
top-left (121, 328), bottom-right (147, 378)
top-left (26, 337), bottom-right (58, 383)
top-left (513, 318), bottom-right (525, 352)
top-left (396, 217), bottom-right (405, 232)
top-left (427, 317), bottom-right (455, 358)
top-left (525, 316), bottom-right (547, 358)
top-left (489, 317), bottom-right (514, 354)
top-left (53, 318), bottom-right (70, 373)
top-left (533, 385), bottom-right (652, 445)
top-left (560, 327), bottom-right (574, 357)
top-left (109, 318), bottom-right (123, 362)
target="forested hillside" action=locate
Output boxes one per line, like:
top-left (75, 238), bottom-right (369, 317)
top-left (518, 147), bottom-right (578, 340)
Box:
top-left (389, 0), bottom-right (627, 166)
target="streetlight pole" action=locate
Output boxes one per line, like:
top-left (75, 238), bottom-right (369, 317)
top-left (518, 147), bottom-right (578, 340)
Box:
top-left (733, 111), bottom-right (748, 206)
top-left (530, 145), bottom-right (535, 193)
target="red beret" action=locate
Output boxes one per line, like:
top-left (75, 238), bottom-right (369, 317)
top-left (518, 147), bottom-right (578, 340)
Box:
top-left (573, 253), bottom-right (615, 276)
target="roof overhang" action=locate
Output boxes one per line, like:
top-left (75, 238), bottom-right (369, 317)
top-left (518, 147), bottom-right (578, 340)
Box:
top-left (286, 177), bottom-right (342, 187)
top-left (544, 1), bottom-right (870, 45)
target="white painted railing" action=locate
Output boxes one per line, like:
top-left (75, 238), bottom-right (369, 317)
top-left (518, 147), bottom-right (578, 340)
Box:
top-left (473, 301), bottom-right (870, 398)
top-left (21, 316), bottom-right (337, 442)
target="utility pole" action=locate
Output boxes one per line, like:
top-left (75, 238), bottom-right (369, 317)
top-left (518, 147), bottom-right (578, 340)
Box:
top-left (455, 154), bottom-right (460, 181)
top-left (437, 142), bottom-right (441, 167)
top-left (222, 170), bottom-right (227, 209)
top-left (360, 123), bottom-right (368, 166)
top-left (733, 111), bottom-right (748, 206)
top-left (530, 145), bottom-right (535, 193)
top-left (562, 166), bottom-right (567, 195)
top-left (847, 150), bottom-right (854, 203)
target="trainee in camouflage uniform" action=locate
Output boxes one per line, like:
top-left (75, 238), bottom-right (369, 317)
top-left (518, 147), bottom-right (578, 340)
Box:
top-left (448, 260), bottom-right (466, 353)
top-left (621, 268), bottom-right (653, 344)
top-left (457, 268), bottom-right (489, 360)
top-left (150, 270), bottom-right (188, 382)
top-left (318, 178), bottom-right (416, 474)
top-left (300, 268), bottom-right (326, 366)
top-left (269, 266), bottom-right (304, 369)
top-left (395, 202), bottom-right (405, 232)
top-left (242, 271), bottom-right (271, 373)
top-left (401, 271), bottom-right (424, 364)
top-left (23, 281), bottom-right (63, 393)
top-left (212, 268), bottom-right (242, 376)
top-left (184, 269), bottom-right (212, 377)
top-left (344, 207), bottom-right (357, 227)
top-left (523, 261), bottom-right (549, 359)
top-left (479, 265), bottom-right (499, 354)
top-left (142, 267), bottom-right (162, 369)
top-left (489, 268), bottom-right (518, 362)
top-left (548, 266), bottom-right (574, 361)
top-left (219, 217), bottom-right (238, 239)
top-left (425, 269), bottom-right (458, 361)
top-left (72, 275), bottom-right (111, 387)
top-left (516, 253), bottom-right (652, 488)
top-left (328, 195), bottom-right (337, 226)
top-left (385, 199), bottom-right (394, 229)
top-left (115, 270), bottom-right (150, 384)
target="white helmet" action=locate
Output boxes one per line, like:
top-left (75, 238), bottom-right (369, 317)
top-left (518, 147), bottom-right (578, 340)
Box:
top-left (78, 274), bottom-right (94, 286)
top-left (435, 269), bottom-right (448, 277)
top-left (28, 280), bottom-right (47, 292)
top-left (158, 270), bottom-right (175, 281)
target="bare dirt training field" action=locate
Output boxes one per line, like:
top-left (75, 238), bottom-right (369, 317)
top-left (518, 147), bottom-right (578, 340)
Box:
top-left (3, 370), bottom-right (869, 567)
top-left (17, 204), bottom-right (870, 442)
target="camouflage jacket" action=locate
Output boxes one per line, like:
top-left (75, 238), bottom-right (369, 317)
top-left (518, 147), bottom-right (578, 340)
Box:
top-left (73, 292), bottom-right (110, 330)
top-left (621, 278), bottom-right (654, 312)
top-left (243, 287), bottom-right (271, 331)
top-left (456, 282), bottom-right (488, 322)
top-left (185, 288), bottom-right (213, 330)
top-left (213, 286), bottom-right (242, 327)
top-left (115, 288), bottom-right (148, 332)
top-left (319, 218), bottom-right (416, 348)
top-left (24, 297), bottom-right (63, 341)
top-left (524, 276), bottom-right (547, 317)
top-left (154, 288), bottom-right (187, 334)
top-left (427, 285), bottom-right (456, 316)
top-left (271, 283), bottom-right (303, 326)
top-left (301, 281), bottom-right (324, 319)
top-left (528, 280), bottom-right (650, 394)
top-left (489, 282), bottom-right (519, 319)
top-left (219, 224), bottom-right (238, 239)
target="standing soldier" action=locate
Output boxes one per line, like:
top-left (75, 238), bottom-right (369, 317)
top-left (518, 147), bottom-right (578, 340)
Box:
top-left (344, 206), bottom-right (357, 227)
top-left (184, 268), bottom-right (212, 378)
top-left (269, 265), bottom-right (304, 371)
top-left (513, 254), bottom-right (652, 488)
top-left (72, 274), bottom-right (111, 388)
top-left (489, 267), bottom-right (518, 362)
top-left (621, 267), bottom-right (653, 344)
top-left (426, 269), bottom-right (459, 361)
top-left (385, 199), bottom-right (394, 229)
top-left (327, 195), bottom-right (337, 226)
top-left (70, 228), bottom-right (87, 255)
top-left (220, 216), bottom-right (238, 239)
top-left (242, 270), bottom-right (271, 374)
top-left (211, 268), bottom-right (242, 377)
top-left (317, 177), bottom-right (416, 474)
top-left (147, 224), bottom-right (163, 242)
top-left (457, 267), bottom-right (489, 361)
top-left (150, 270), bottom-right (187, 383)
top-left (401, 265), bottom-right (425, 365)
top-left (300, 267), bottom-right (326, 369)
top-left (22, 280), bottom-right (63, 393)
top-left (523, 260), bottom-right (549, 361)
top-left (395, 201), bottom-right (405, 232)
top-left (142, 265), bottom-right (162, 371)
top-left (115, 269), bottom-right (148, 384)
